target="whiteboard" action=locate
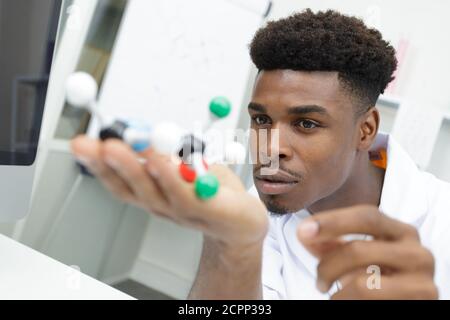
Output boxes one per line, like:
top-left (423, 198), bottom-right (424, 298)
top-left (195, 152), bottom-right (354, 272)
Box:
top-left (91, 0), bottom-right (270, 143)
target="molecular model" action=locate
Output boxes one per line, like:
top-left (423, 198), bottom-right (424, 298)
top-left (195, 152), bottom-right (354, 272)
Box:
top-left (65, 72), bottom-right (246, 200)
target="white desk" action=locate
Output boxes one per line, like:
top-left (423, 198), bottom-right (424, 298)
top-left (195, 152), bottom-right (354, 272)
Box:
top-left (0, 234), bottom-right (134, 300)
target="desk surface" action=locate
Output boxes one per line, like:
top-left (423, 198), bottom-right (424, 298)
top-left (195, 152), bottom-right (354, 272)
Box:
top-left (0, 234), bottom-right (134, 300)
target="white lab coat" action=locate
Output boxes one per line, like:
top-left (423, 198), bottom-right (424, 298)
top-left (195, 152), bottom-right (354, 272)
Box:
top-left (252, 133), bottom-right (450, 299)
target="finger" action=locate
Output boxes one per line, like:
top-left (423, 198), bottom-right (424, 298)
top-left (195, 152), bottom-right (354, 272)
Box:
top-left (317, 240), bottom-right (435, 292)
top-left (297, 205), bottom-right (420, 245)
top-left (147, 152), bottom-right (224, 228)
top-left (338, 267), bottom-right (368, 289)
top-left (301, 238), bottom-right (346, 258)
top-left (146, 151), bottom-right (195, 208)
top-left (146, 152), bottom-right (239, 226)
top-left (71, 136), bottom-right (136, 203)
top-left (331, 273), bottom-right (438, 300)
top-left (73, 137), bottom-right (189, 223)
top-left (101, 140), bottom-right (170, 213)
top-left (209, 164), bottom-right (246, 192)
top-left (71, 135), bottom-right (102, 166)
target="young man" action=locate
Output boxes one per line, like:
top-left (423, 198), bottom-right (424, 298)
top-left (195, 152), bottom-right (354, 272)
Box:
top-left (71, 10), bottom-right (449, 299)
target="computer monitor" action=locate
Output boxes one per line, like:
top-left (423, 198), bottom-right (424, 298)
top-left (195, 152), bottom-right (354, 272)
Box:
top-left (0, 0), bottom-right (61, 222)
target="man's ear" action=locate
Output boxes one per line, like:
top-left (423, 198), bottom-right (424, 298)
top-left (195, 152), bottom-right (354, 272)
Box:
top-left (357, 107), bottom-right (380, 151)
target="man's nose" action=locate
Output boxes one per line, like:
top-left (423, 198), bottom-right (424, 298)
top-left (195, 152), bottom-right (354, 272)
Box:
top-left (267, 123), bottom-right (293, 162)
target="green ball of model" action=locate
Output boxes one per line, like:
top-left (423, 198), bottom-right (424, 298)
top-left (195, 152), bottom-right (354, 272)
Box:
top-left (195, 174), bottom-right (220, 200)
top-left (209, 97), bottom-right (231, 119)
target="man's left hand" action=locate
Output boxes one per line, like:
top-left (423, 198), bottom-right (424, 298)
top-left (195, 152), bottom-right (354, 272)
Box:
top-left (297, 205), bottom-right (438, 299)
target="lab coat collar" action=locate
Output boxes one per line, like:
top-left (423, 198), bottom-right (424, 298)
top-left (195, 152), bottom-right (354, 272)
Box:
top-left (376, 133), bottom-right (429, 226)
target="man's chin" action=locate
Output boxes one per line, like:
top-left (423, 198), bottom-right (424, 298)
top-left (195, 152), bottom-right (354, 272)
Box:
top-left (255, 186), bottom-right (307, 215)
top-left (263, 197), bottom-right (302, 216)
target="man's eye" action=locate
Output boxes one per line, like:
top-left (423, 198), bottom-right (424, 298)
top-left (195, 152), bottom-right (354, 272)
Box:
top-left (296, 120), bottom-right (318, 130)
top-left (252, 115), bottom-right (271, 126)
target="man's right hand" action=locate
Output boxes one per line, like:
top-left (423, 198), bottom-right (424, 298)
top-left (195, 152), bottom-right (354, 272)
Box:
top-left (71, 135), bottom-right (268, 250)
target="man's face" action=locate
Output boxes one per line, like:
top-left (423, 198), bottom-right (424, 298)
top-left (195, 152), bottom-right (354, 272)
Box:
top-left (250, 70), bottom-right (361, 214)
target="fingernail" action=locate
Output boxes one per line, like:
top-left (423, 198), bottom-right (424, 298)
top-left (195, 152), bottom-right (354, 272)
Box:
top-left (105, 157), bottom-right (121, 170)
top-left (148, 167), bottom-right (159, 179)
top-left (298, 220), bottom-right (319, 239)
top-left (316, 279), bottom-right (328, 293)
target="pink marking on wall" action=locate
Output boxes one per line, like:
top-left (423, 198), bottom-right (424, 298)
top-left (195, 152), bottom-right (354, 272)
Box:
top-left (385, 38), bottom-right (409, 95)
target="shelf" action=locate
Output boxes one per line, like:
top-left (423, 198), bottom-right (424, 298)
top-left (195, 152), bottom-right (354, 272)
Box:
top-left (47, 138), bottom-right (71, 153)
top-left (377, 94), bottom-right (402, 108)
top-left (377, 94), bottom-right (450, 123)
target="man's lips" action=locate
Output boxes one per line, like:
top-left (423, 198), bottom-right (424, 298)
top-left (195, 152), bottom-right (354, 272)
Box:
top-left (254, 170), bottom-right (300, 195)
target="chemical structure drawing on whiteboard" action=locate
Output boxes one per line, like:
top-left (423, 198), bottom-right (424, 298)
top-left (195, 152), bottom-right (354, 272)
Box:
top-left (65, 72), bottom-right (246, 200)
top-left (141, 0), bottom-right (228, 118)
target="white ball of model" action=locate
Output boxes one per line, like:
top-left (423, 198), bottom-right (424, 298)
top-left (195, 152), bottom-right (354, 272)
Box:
top-left (65, 72), bottom-right (98, 109)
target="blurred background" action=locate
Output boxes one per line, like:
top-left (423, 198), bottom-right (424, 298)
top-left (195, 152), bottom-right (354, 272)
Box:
top-left (1, 0), bottom-right (449, 299)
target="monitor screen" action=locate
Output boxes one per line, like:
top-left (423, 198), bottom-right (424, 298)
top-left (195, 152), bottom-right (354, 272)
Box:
top-left (0, 0), bottom-right (61, 165)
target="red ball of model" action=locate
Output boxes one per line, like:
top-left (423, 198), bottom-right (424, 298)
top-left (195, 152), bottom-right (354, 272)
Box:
top-left (179, 160), bottom-right (209, 183)
top-left (179, 162), bottom-right (197, 183)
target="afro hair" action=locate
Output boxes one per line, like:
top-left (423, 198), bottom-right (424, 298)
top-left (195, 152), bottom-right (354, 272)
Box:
top-left (250, 9), bottom-right (398, 112)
